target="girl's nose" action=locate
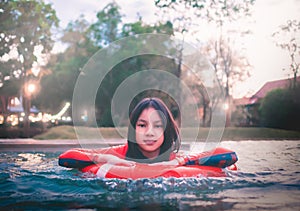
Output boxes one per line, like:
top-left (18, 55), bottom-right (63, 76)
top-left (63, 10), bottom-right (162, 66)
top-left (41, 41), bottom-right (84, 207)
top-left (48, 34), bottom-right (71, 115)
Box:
top-left (145, 125), bottom-right (154, 136)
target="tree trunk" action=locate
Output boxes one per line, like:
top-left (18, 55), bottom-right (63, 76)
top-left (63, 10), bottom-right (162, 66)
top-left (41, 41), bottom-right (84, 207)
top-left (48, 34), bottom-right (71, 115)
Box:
top-left (22, 95), bottom-right (31, 137)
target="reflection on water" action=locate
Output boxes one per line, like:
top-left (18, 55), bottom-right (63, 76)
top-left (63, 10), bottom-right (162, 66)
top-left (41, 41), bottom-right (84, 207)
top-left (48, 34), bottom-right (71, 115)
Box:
top-left (0, 140), bottom-right (299, 210)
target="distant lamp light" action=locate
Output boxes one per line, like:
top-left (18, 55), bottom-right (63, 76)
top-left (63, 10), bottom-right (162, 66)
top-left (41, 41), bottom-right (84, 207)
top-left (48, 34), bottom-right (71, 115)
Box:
top-left (0, 115), bottom-right (4, 124)
top-left (223, 103), bottom-right (229, 110)
top-left (7, 114), bottom-right (19, 126)
top-left (24, 80), bottom-right (39, 98)
top-left (27, 83), bottom-right (36, 94)
top-left (51, 102), bottom-right (71, 121)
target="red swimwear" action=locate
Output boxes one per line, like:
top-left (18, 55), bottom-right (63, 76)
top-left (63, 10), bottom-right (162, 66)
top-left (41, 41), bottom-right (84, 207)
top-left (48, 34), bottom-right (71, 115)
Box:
top-left (90, 144), bottom-right (176, 160)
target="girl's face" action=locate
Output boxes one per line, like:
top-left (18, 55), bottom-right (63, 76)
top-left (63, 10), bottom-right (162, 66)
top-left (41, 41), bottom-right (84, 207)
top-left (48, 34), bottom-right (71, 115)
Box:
top-left (135, 107), bottom-right (165, 159)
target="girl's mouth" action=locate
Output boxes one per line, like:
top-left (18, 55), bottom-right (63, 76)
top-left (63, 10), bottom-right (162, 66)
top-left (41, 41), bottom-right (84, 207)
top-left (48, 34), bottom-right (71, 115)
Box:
top-left (143, 140), bottom-right (157, 145)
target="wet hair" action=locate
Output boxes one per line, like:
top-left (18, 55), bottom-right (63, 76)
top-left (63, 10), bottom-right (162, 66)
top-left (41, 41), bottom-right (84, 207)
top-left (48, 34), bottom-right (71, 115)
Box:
top-left (125, 97), bottom-right (181, 163)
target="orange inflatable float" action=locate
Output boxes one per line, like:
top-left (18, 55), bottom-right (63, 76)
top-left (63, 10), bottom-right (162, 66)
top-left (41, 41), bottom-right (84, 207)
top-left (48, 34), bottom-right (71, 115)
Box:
top-left (59, 147), bottom-right (238, 179)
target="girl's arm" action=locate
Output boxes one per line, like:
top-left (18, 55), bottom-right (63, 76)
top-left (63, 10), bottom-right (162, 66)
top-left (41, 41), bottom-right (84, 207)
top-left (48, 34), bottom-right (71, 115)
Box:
top-left (148, 159), bottom-right (180, 166)
top-left (58, 147), bottom-right (134, 168)
top-left (91, 153), bottom-right (135, 166)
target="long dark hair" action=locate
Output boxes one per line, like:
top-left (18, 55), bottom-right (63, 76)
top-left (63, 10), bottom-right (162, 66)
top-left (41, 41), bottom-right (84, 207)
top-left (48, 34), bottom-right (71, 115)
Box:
top-left (125, 97), bottom-right (181, 163)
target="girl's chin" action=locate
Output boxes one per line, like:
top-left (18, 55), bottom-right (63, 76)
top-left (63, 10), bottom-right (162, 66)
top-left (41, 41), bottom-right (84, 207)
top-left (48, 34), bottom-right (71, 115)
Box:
top-left (139, 145), bottom-right (160, 153)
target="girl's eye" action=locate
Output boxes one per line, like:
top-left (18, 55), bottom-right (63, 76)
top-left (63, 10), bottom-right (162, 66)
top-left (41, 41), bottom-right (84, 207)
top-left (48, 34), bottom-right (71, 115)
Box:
top-left (154, 125), bottom-right (163, 128)
top-left (137, 124), bottom-right (146, 128)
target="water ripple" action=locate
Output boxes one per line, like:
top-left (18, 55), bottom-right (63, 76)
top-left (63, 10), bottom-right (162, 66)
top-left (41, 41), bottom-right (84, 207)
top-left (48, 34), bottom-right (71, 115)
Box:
top-left (0, 141), bottom-right (300, 210)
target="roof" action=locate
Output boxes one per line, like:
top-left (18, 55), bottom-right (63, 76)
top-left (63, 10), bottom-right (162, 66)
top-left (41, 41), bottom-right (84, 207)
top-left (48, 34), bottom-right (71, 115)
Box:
top-left (252, 77), bottom-right (300, 99)
top-left (234, 76), bottom-right (300, 106)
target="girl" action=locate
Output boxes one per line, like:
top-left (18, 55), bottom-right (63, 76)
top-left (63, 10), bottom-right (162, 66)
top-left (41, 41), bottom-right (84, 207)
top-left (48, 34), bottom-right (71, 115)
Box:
top-left (59, 98), bottom-right (238, 178)
top-left (125, 97), bottom-right (180, 163)
top-left (60, 98), bottom-right (183, 167)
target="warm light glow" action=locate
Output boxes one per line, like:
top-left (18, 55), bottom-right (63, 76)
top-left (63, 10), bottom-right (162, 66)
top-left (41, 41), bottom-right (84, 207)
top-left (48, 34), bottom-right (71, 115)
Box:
top-left (51, 102), bottom-right (71, 120)
top-left (27, 113), bottom-right (43, 123)
top-left (61, 116), bottom-right (72, 122)
top-left (42, 113), bottom-right (52, 122)
top-left (223, 103), bottom-right (229, 110)
top-left (7, 114), bottom-right (19, 126)
top-left (0, 115), bottom-right (4, 124)
top-left (24, 81), bottom-right (39, 97)
top-left (27, 83), bottom-right (36, 94)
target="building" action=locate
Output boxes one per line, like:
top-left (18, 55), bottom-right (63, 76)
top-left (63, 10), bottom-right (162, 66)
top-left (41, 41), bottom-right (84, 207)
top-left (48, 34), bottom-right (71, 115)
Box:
top-left (0, 95), bottom-right (41, 127)
top-left (233, 76), bottom-right (300, 126)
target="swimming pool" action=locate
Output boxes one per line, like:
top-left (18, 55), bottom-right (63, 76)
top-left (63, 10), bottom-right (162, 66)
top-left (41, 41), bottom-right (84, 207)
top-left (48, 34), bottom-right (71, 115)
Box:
top-left (0, 140), bottom-right (299, 210)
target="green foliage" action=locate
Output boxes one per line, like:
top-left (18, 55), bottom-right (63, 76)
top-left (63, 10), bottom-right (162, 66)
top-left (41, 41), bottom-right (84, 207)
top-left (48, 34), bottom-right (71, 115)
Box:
top-left (88, 2), bottom-right (123, 47)
top-left (96, 54), bottom-right (178, 126)
top-left (39, 16), bottom-right (98, 112)
top-left (259, 85), bottom-right (300, 131)
top-left (0, 0), bottom-right (58, 92)
top-left (0, 0), bottom-right (58, 65)
top-left (40, 2), bottom-right (176, 127)
top-left (122, 21), bottom-right (173, 36)
top-left (0, 78), bottom-right (20, 96)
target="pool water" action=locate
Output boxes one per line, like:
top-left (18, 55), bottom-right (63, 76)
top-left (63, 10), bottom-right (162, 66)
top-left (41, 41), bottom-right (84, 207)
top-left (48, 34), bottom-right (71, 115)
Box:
top-left (0, 140), bottom-right (299, 210)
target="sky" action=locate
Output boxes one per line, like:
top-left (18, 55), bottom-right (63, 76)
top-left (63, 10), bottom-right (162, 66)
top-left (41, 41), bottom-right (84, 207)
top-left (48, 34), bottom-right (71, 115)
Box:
top-left (46, 0), bottom-right (300, 98)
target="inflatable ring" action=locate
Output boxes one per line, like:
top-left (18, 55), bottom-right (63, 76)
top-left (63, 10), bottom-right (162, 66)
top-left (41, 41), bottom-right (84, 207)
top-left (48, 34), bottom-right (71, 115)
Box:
top-left (59, 147), bottom-right (238, 179)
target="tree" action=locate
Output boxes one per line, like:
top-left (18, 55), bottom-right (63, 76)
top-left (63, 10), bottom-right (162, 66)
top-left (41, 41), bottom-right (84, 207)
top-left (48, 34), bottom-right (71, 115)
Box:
top-left (155, 0), bottom-right (255, 126)
top-left (94, 21), bottom-right (175, 126)
top-left (88, 2), bottom-right (123, 48)
top-left (202, 36), bottom-right (251, 126)
top-left (259, 86), bottom-right (300, 131)
top-left (39, 16), bottom-right (98, 113)
top-left (0, 0), bottom-right (58, 136)
top-left (40, 3), bottom-right (175, 127)
top-left (0, 0), bottom-right (58, 86)
top-left (272, 20), bottom-right (300, 89)
top-left (122, 19), bottom-right (173, 36)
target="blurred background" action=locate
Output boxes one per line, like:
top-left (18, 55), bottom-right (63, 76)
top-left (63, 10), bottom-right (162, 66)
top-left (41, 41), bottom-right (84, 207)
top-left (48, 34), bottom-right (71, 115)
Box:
top-left (0, 0), bottom-right (299, 138)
